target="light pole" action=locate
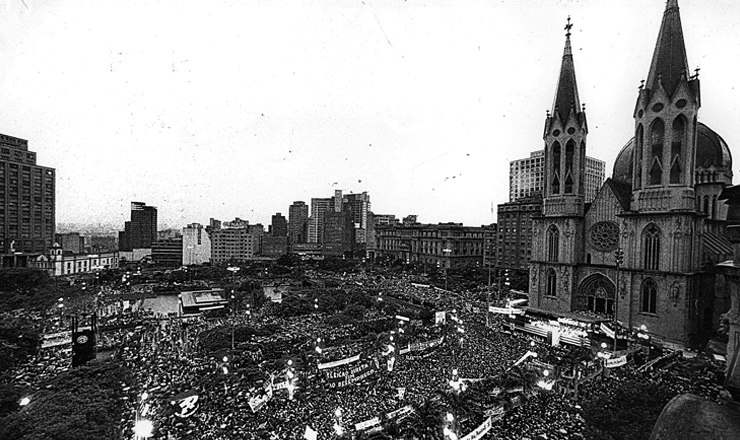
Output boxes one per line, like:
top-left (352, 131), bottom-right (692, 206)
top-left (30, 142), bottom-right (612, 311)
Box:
top-left (443, 248), bottom-right (452, 290)
top-left (333, 407), bottom-right (344, 437)
top-left (134, 392), bottom-right (153, 440)
top-left (443, 412), bottom-right (458, 440)
top-left (614, 248), bottom-right (624, 352)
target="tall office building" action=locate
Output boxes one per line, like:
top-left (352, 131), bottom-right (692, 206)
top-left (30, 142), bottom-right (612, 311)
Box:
top-left (323, 210), bottom-right (354, 257)
top-left (270, 213), bottom-right (288, 236)
top-left (495, 195), bottom-right (542, 271)
top-left (182, 223), bottom-right (211, 265)
top-left (308, 198), bottom-right (332, 243)
top-left (509, 150), bottom-right (605, 202)
top-left (118, 202), bottom-right (157, 251)
top-left (209, 219), bottom-right (263, 263)
top-left (343, 192), bottom-right (371, 243)
top-left (55, 232), bottom-right (85, 254)
top-left (0, 133), bottom-right (55, 255)
top-left (288, 201), bottom-right (308, 245)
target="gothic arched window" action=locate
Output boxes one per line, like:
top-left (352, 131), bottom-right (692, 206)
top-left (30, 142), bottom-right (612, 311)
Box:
top-left (649, 119), bottom-right (664, 185)
top-left (643, 224), bottom-right (661, 271)
top-left (565, 140), bottom-right (575, 194)
top-left (641, 278), bottom-right (658, 314)
top-left (712, 195), bottom-right (717, 220)
top-left (547, 225), bottom-right (559, 262)
top-left (546, 269), bottom-right (557, 296)
top-left (552, 142), bottom-right (561, 195)
top-left (670, 117), bottom-right (685, 184)
top-left (704, 195), bottom-right (709, 214)
top-left (635, 124), bottom-right (644, 188)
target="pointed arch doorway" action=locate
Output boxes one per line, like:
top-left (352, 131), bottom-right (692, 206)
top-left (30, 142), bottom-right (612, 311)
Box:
top-left (574, 274), bottom-right (615, 316)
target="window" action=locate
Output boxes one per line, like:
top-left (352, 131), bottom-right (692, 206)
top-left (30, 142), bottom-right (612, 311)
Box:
top-left (564, 140), bottom-right (575, 193)
top-left (649, 119), bottom-right (664, 185)
top-left (547, 225), bottom-right (559, 262)
top-left (641, 278), bottom-right (657, 314)
top-left (670, 117), bottom-right (685, 184)
top-left (643, 224), bottom-right (660, 271)
top-left (546, 269), bottom-right (557, 296)
top-left (551, 142), bottom-right (561, 194)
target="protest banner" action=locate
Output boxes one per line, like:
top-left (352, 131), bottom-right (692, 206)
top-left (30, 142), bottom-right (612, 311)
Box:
top-left (461, 417), bottom-right (492, 440)
top-left (318, 354), bottom-right (361, 370)
top-left (606, 355), bottom-right (627, 368)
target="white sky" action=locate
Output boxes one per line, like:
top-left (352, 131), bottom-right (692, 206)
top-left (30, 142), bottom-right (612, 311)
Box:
top-left (1, 0), bottom-right (739, 229)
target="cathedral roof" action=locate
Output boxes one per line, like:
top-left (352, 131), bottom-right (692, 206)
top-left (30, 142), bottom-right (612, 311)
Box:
top-left (605, 178), bottom-right (632, 211)
top-left (646, 0), bottom-right (690, 98)
top-left (551, 18), bottom-right (582, 123)
top-left (612, 122), bottom-right (732, 183)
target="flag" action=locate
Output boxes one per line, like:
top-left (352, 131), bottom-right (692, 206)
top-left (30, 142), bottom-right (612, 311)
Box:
top-left (171, 390), bottom-right (200, 418)
top-left (397, 387), bottom-right (406, 399)
top-left (304, 426), bottom-right (318, 440)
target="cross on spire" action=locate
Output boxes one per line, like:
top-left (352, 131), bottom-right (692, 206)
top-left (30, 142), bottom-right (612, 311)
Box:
top-left (565, 16), bottom-right (573, 37)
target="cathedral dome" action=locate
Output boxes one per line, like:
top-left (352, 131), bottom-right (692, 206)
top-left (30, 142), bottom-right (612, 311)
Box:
top-left (612, 122), bottom-right (732, 184)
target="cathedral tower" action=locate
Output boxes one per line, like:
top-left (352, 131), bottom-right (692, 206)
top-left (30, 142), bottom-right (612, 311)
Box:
top-left (632, 0), bottom-right (700, 212)
top-left (543, 17), bottom-right (588, 218)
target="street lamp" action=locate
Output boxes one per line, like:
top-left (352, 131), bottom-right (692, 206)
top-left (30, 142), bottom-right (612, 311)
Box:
top-left (443, 413), bottom-right (458, 440)
top-left (449, 368), bottom-right (462, 394)
top-left (614, 248), bottom-right (624, 351)
top-left (442, 248), bottom-right (452, 290)
top-left (333, 407), bottom-right (344, 436)
top-left (133, 419), bottom-right (153, 439)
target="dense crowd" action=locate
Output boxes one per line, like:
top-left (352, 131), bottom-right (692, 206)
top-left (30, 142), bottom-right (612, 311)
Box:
top-left (4, 270), bottom-right (730, 440)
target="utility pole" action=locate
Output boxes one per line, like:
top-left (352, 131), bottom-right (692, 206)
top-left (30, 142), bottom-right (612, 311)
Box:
top-left (614, 248), bottom-right (624, 352)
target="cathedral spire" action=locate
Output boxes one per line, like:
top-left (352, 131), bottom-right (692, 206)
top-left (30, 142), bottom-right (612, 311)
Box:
top-left (551, 16), bottom-right (581, 123)
top-left (645, 0), bottom-right (689, 97)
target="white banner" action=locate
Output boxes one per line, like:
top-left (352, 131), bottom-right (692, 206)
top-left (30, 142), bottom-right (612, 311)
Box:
top-left (395, 315), bottom-right (410, 322)
top-left (304, 426), bottom-right (318, 440)
top-left (489, 306), bottom-right (525, 315)
top-left (355, 417), bottom-right (381, 431)
top-left (435, 311), bottom-right (446, 325)
top-left (385, 405), bottom-right (413, 422)
top-left (600, 323), bottom-right (615, 340)
top-left (248, 383), bottom-right (273, 413)
top-left (317, 354), bottom-right (361, 370)
top-left (606, 355), bottom-right (627, 368)
top-left (409, 337), bottom-right (444, 352)
top-left (461, 417), bottom-right (492, 440)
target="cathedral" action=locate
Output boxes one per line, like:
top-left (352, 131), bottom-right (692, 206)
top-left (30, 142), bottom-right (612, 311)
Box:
top-left (529, 0), bottom-right (734, 348)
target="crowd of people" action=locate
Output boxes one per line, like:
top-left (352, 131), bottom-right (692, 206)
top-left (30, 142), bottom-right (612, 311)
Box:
top-left (4, 269), bottom-right (730, 440)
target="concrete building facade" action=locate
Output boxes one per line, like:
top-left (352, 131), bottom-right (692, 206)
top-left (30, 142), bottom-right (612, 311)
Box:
top-left (0, 133), bottom-right (55, 255)
top-left (182, 223), bottom-right (211, 265)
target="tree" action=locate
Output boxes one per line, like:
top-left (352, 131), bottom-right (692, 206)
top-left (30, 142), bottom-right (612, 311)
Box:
top-left (582, 378), bottom-right (674, 440)
top-left (0, 360), bottom-right (132, 440)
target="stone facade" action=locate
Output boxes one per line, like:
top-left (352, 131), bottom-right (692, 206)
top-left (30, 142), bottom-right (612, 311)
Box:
top-left (530, 2), bottom-right (734, 348)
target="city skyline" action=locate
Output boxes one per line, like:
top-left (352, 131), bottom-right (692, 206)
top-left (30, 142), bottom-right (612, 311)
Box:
top-left (1, 0), bottom-right (739, 228)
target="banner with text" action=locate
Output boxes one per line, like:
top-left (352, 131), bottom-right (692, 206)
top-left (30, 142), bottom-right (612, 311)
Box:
top-left (600, 323), bottom-right (615, 340)
top-left (489, 306), bottom-right (525, 315)
top-left (409, 336), bottom-right (444, 352)
top-left (606, 355), bottom-right (627, 368)
top-left (325, 358), bottom-right (378, 389)
top-left (461, 417), bottom-right (492, 440)
top-left (318, 354), bottom-right (361, 370)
